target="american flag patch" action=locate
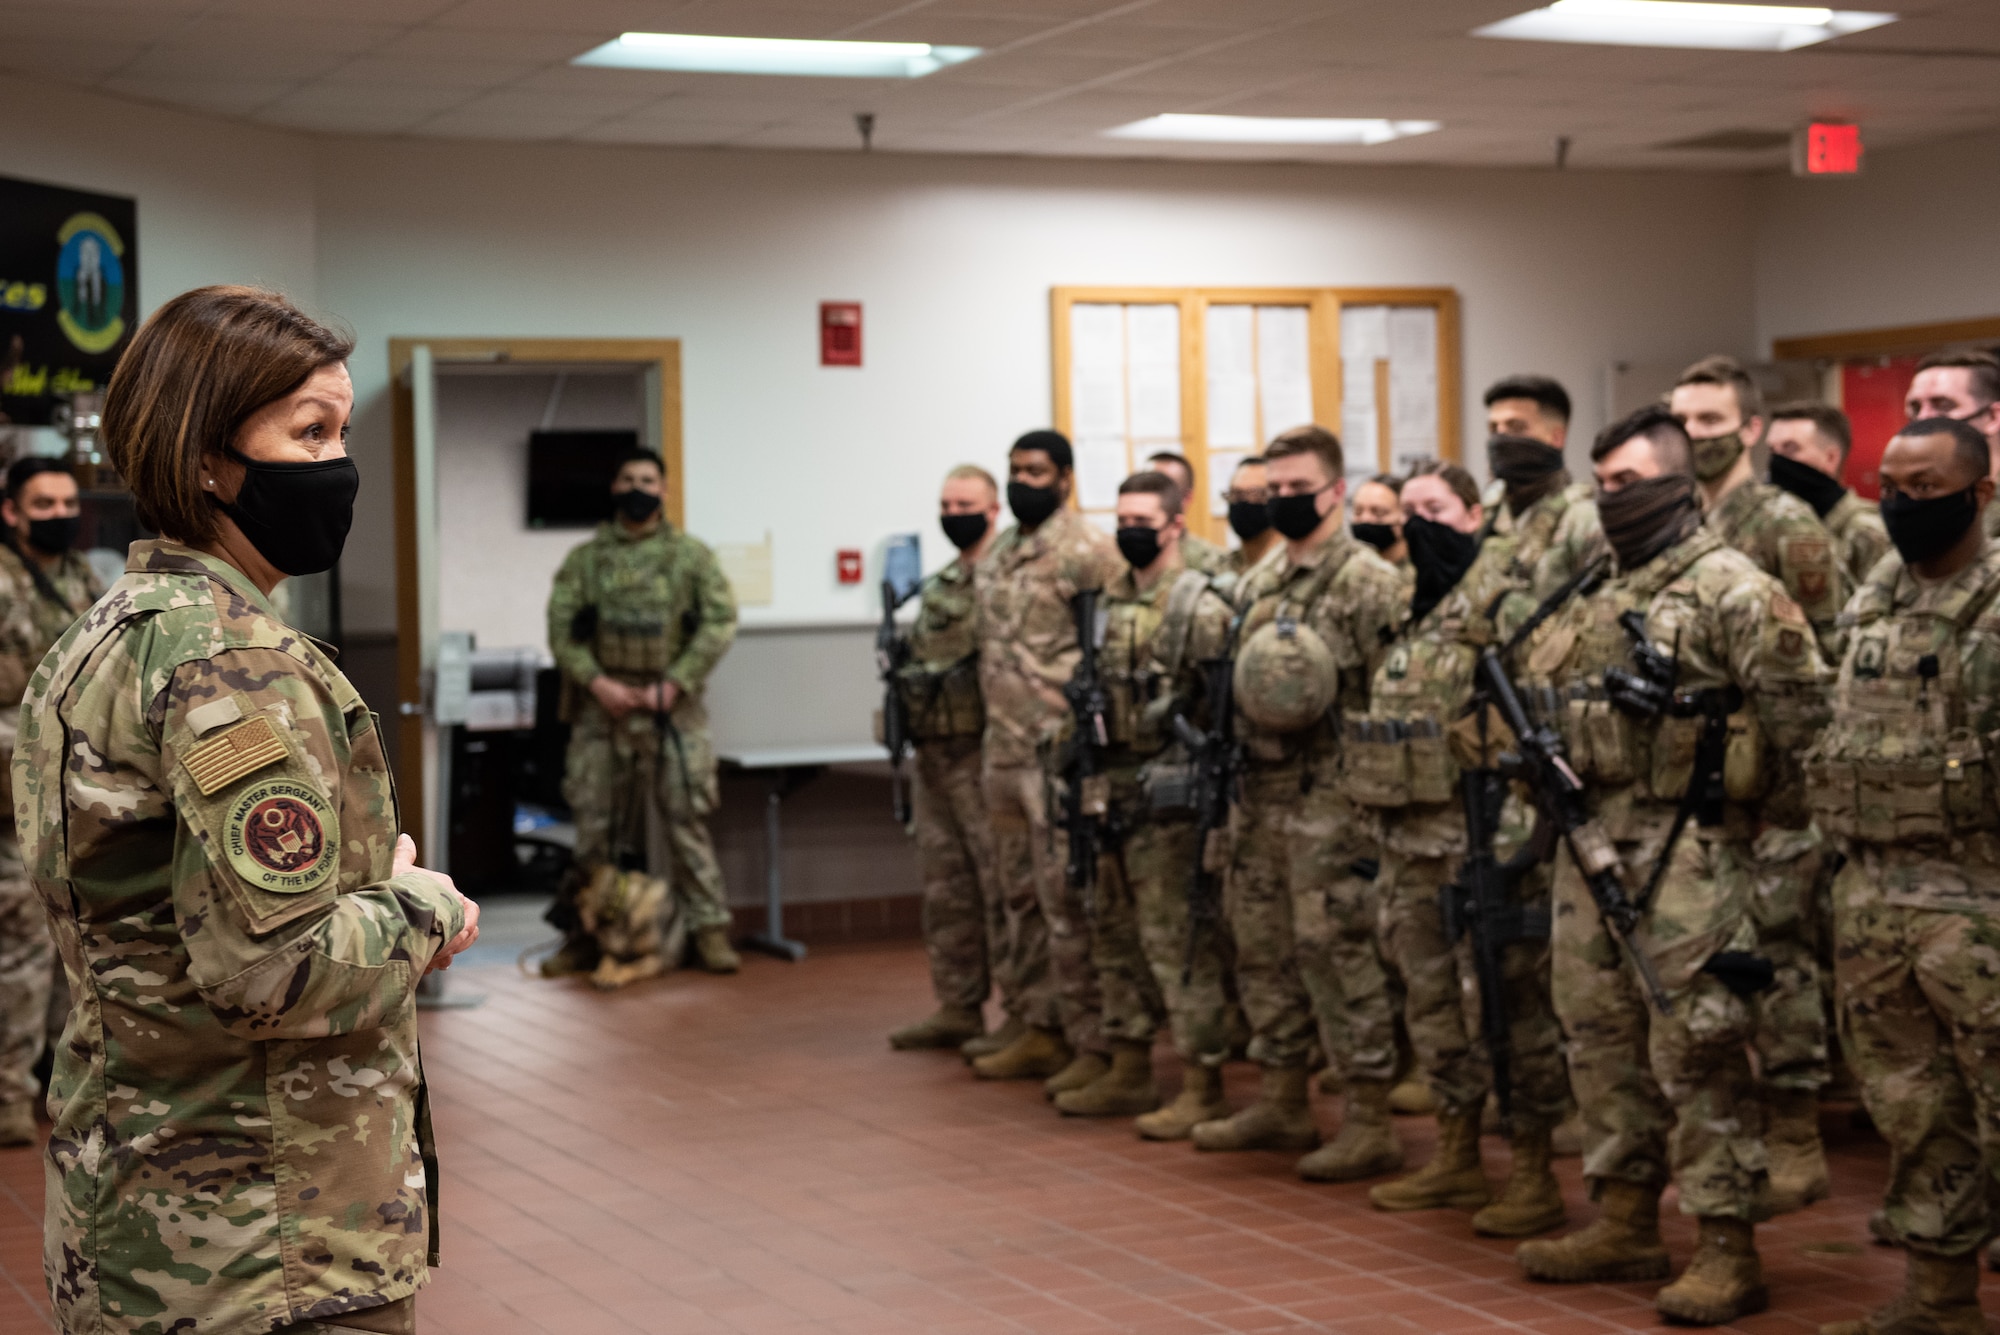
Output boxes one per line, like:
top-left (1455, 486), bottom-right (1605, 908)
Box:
top-left (183, 716), bottom-right (288, 796)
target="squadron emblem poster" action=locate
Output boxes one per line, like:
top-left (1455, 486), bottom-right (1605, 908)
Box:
top-left (0, 174), bottom-right (139, 426)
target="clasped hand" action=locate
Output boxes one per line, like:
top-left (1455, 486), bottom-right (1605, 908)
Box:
top-left (588, 674), bottom-right (681, 720)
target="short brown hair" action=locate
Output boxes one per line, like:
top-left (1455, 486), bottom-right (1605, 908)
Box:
top-left (103, 286), bottom-right (352, 542)
top-left (1406, 459), bottom-right (1480, 509)
top-left (1768, 401), bottom-right (1853, 461)
top-left (1118, 469), bottom-right (1183, 518)
top-left (1915, 349), bottom-right (2000, 405)
top-left (1264, 424), bottom-right (1343, 481)
top-left (945, 463), bottom-right (998, 496)
top-left (1675, 353), bottom-right (1763, 420)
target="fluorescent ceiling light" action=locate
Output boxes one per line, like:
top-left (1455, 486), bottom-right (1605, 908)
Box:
top-left (1105, 115), bottom-right (1442, 145)
top-left (1473, 1), bottom-right (1895, 51)
top-left (572, 32), bottom-right (981, 78)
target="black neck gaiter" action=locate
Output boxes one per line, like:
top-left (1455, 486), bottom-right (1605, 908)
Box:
top-left (1597, 473), bottom-right (1700, 572)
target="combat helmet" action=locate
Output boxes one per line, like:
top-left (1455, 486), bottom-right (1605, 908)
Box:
top-left (1234, 614), bottom-right (1338, 732)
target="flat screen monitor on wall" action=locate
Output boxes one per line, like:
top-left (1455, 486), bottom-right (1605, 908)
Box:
top-left (526, 429), bottom-right (642, 527)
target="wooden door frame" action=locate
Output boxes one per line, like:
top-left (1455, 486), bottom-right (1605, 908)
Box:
top-left (386, 336), bottom-right (683, 850)
top-left (1772, 315), bottom-right (2000, 361)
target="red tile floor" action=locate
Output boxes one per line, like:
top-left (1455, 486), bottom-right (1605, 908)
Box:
top-left (0, 941), bottom-right (1927, 1334)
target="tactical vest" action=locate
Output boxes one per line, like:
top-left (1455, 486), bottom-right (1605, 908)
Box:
top-left (1528, 531), bottom-right (1765, 809)
top-left (1805, 547), bottom-right (2000, 844)
top-left (1344, 536), bottom-right (1519, 810)
top-left (1101, 568), bottom-right (1213, 758)
top-left (579, 538), bottom-right (701, 679)
top-left (898, 567), bottom-right (984, 742)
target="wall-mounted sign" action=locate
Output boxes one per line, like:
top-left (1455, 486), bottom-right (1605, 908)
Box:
top-left (0, 175), bottom-right (139, 426)
top-left (1793, 121), bottom-right (1862, 176)
top-left (820, 301), bottom-right (862, 367)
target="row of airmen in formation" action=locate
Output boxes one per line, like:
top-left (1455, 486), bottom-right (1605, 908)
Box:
top-left (882, 350), bottom-right (2000, 1335)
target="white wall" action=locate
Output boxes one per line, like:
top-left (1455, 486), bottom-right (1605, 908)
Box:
top-left (0, 76), bottom-right (315, 319)
top-left (1755, 131), bottom-right (2000, 354)
top-left (314, 137), bottom-right (1759, 633)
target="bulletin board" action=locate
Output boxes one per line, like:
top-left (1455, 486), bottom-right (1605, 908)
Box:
top-left (1050, 287), bottom-right (1460, 539)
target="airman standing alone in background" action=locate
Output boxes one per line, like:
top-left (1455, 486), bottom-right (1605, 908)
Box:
top-left (0, 457), bottom-right (104, 1146)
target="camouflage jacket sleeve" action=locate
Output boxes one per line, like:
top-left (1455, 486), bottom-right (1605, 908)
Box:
top-left (547, 540), bottom-right (601, 686)
top-left (160, 647), bottom-right (466, 1041)
top-left (0, 552), bottom-right (38, 708)
top-left (1765, 504), bottom-right (1851, 660)
top-left (1314, 550), bottom-right (1406, 710)
top-left (1178, 588), bottom-right (1238, 728)
top-left (667, 537), bottom-right (738, 693)
top-left (1713, 577), bottom-right (1832, 827)
top-left (1531, 493), bottom-right (1605, 602)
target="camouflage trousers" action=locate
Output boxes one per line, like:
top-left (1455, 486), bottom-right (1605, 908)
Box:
top-left (0, 832), bottom-right (51, 1108)
top-left (1746, 824), bottom-right (1833, 1093)
top-left (564, 697), bottom-right (730, 932)
top-left (1834, 852), bottom-right (2000, 1258)
top-left (1551, 821), bottom-right (1765, 1219)
top-left (1378, 845), bottom-right (1567, 1124)
top-left (1224, 764), bottom-right (1396, 1078)
top-left (985, 761), bottom-right (1095, 1051)
top-left (911, 738), bottom-right (1007, 1013)
top-left (1093, 814), bottom-right (1239, 1065)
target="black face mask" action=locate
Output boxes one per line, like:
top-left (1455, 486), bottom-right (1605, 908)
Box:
top-left (1351, 521), bottom-right (1399, 554)
top-left (1269, 489), bottom-right (1328, 541)
top-left (1597, 473), bottom-right (1700, 572)
top-left (1007, 480), bottom-right (1062, 529)
top-left (1116, 525), bottom-right (1163, 570)
top-left (215, 446), bottom-right (359, 577)
top-left (1227, 500), bottom-right (1271, 542)
top-left (1768, 453), bottom-right (1847, 519)
top-left (614, 488), bottom-right (663, 523)
top-left (1403, 515), bottom-right (1481, 624)
top-left (26, 515), bottom-right (79, 556)
top-left (1881, 485), bottom-right (1981, 566)
top-left (940, 512), bottom-right (989, 551)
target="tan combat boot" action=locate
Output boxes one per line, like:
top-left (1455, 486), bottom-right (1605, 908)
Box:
top-left (1822, 1250), bottom-right (1986, 1335)
top-left (1472, 1118), bottom-right (1568, 1238)
top-left (1055, 1041), bottom-right (1160, 1117)
top-left (1388, 1077), bottom-right (1437, 1116)
top-left (1191, 1065), bottom-right (1320, 1152)
top-left (1297, 1078), bottom-right (1404, 1182)
top-left (0, 1101), bottom-right (36, 1148)
top-left (1655, 1216), bottom-right (1766, 1325)
top-left (1515, 1179), bottom-right (1671, 1283)
top-left (695, 927), bottom-right (741, 974)
top-left (1136, 1064), bottom-right (1230, 1141)
top-left (1369, 1107), bottom-right (1488, 1211)
top-left (962, 1014), bottom-right (1025, 1062)
top-left (972, 1026), bottom-right (1071, 1080)
top-left (888, 1005), bottom-right (985, 1051)
top-left (1044, 1050), bottom-right (1110, 1099)
top-left (1761, 1087), bottom-right (1831, 1215)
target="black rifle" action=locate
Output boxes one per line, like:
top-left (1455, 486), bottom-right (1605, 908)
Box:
top-left (875, 578), bottom-right (917, 824)
top-left (1060, 589), bottom-right (1112, 906)
top-left (1171, 616), bottom-right (1245, 986)
top-left (1474, 644), bottom-right (1673, 1015)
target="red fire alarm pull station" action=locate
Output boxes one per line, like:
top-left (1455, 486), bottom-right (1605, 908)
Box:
top-left (821, 302), bottom-right (862, 366)
top-left (1794, 122), bottom-right (1862, 176)
top-left (836, 549), bottom-right (863, 584)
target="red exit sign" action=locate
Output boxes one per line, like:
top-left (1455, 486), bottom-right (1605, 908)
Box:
top-left (1794, 121), bottom-right (1862, 176)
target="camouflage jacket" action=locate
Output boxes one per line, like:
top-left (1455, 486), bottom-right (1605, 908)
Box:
top-left (1823, 490), bottom-right (1892, 588)
top-left (899, 555), bottom-right (983, 743)
top-left (547, 519), bottom-right (738, 694)
top-left (1347, 523), bottom-right (1541, 856)
top-left (1180, 532), bottom-right (1229, 577)
top-left (976, 507), bottom-right (1123, 768)
top-left (1527, 527), bottom-right (1830, 841)
top-left (1805, 538), bottom-right (2000, 911)
top-left (1704, 479), bottom-right (1848, 659)
top-left (1234, 529), bottom-right (1404, 772)
top-left (14, 541), bottom-right (466, 1335)
top-left (0, 541), bottom-right (103, 708)
top-left (1530, 481), bottom-right (1606, 602)
top-left (1099, 557), bottom-right (1234, 765)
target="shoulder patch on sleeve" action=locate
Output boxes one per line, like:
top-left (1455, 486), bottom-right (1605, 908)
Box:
top-left (223, 777), bottom-right (339, 894)
top-left (183, 715), bottom-right (288, 796)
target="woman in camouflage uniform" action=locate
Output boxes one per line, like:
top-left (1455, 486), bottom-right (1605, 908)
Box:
top-left (16, 287), bottom-right (478, 1335)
